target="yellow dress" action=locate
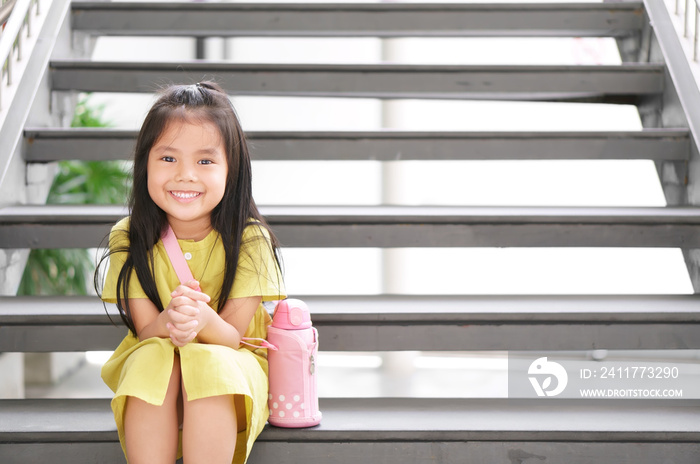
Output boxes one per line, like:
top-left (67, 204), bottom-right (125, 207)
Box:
top-left (100, 217), bottom-right (286, 464)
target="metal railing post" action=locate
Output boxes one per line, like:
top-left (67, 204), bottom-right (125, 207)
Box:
top-left (693, 3), bottom-right (698, 61)
top-left (0, 0), bottom-right (39, 111)
top-left (666, 0), bottom-right (700, 63)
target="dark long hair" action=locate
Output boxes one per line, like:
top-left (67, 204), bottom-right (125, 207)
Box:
top-left (96, 81), bottom-right (282, 335)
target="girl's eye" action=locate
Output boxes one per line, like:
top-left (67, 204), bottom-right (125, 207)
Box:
top-left (198, 159), bottom-right (213, 165)
top-left (161, 156), bottom-right (176, 163)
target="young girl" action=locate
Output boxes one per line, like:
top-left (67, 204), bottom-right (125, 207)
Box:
top-left (97, 81), bottom-right (285, 464)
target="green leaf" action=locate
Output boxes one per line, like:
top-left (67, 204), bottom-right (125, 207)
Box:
top-left (18, 95), bottom-right (132, 296)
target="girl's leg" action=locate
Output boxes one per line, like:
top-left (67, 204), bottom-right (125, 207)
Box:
top-left (123, 355), bottom-right (181, 464)
top-left (181, 388), bottom-right (238, 464)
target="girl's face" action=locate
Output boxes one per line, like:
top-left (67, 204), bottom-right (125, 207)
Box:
top-left (147, 118), bottom-right (228, 240)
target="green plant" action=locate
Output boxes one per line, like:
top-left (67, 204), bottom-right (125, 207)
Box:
top-left (17, 95), bottom-right (131, 296)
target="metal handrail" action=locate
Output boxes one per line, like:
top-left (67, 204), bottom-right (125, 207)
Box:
top-left (0, 0), bottom-right (40, 110)
top-left (1, 0), bottom-right (19, 27)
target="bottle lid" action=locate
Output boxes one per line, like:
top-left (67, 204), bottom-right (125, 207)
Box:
top-left (272, 299), bottom-right (312, 329)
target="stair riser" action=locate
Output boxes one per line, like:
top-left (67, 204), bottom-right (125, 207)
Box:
top-left (3, 223), bottom-right (700, 249)
top-left (252, 441), bottom-right (700, 464)
top-left (3, 323), bottom-right (698, 352)
top-left (3, 440), bottom-right (699, 464)
top-left (23, 133), bottom-right (691, 162)
top-left (71, 3), bottom-right (644, 38)
top-left (0, 443), bottom-right (124, 464)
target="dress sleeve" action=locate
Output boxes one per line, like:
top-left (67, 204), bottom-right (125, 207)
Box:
top-left (101, 217), bottom-right (148, 303)
top-left (230, 223), bottom-right (286, 301)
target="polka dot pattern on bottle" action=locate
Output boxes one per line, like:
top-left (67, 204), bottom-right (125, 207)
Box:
top-left (269, 391), bottom-right (308, 420)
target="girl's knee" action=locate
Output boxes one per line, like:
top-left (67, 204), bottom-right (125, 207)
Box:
top-left (183, 394), bottom-right (241, 430)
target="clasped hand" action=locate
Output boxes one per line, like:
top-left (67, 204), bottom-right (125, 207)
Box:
top-left (165, 280), bottom-right (212, 347)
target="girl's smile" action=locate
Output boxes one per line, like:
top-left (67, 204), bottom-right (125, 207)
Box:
top-left (147, 119), bottom-right (228, 240)
top-left (170, 191), bottom-right (203, 201)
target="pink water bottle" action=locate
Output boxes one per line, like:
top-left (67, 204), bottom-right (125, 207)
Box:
top-left (266, 299), bottom-right (322, 427)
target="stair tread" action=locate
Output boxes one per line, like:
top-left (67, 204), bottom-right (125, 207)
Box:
top-left (4, 204), bottom-right (700, 224)
top-left (2, 295), bottom-right (699, 351)
top-left (71, 1), bottom-right (644, 38)
top-left (49, 61), bottom-right (664, 100)
top-left (2, 295), bottom-right (700, 324)
top-left (3, 204), bottom-right (700, 249)
top-left (50, 61), bottom-right (665, 72)
top-left (1, 397), bottom-right (698, 443)
top-left (24, 128), bottom-right (690, 162)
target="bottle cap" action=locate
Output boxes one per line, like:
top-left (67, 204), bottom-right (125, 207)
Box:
top-left (272, 299), bottom-right (312, 329)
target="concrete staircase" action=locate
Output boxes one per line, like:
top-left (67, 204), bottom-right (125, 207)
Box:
top-left (2, 1), bottom-right (700, 463)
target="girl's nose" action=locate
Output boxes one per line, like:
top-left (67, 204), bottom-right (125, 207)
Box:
top-left (175, 162), bottom-right (197, 181)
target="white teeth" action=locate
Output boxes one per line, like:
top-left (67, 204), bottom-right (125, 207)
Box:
top-left (171, 191), bottom-right (200, 199)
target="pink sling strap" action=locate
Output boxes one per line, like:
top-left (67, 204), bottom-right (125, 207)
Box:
top-left (160, 224), bottom-right (276, 350)
top-left (161, 225), bottom-right (201, 291)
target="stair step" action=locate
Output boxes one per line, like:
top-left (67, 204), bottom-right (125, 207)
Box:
top-left (24, 128), bottom-right (690, 162)
top-left (1, 295), bottom-right (699, 351)
top-left (1, 398), bottom-right (698, 464)
top-left (71, 1), bottom-right (644, 38)
top-left (2, 204), bottom-right (700, 249)
top-left (49, 62), bottom-right (664, 101)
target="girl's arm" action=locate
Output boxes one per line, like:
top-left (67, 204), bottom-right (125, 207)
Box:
top-left (129, 296), bottom-right (199, 346)
top-left (197, 296), bottom-right (262, 349)
top-left (128, 298), bottom-right (170, 340)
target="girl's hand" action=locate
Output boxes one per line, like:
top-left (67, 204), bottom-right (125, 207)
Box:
top-left (166, 280), bottom-right (213, 347)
